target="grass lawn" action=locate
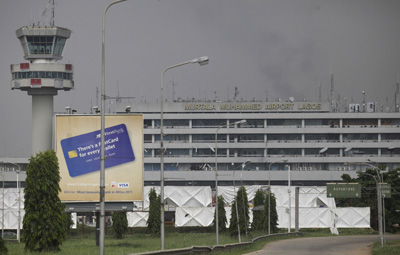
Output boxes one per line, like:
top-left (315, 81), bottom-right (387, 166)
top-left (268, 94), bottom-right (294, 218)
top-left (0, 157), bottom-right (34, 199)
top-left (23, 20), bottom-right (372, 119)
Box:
top-left (2, 227), bottom-right (391, 255)
top-left (372, 240), bottom-right (400, 255)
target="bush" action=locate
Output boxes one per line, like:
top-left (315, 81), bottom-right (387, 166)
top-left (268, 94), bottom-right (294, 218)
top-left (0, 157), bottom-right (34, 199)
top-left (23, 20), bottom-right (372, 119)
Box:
top-left (112, 211), bottom-right (128, 239)
top-left (0, 237), bottom-right (8, 254)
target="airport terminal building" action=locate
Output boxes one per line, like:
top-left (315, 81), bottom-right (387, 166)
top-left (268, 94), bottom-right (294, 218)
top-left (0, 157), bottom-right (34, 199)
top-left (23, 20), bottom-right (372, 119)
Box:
top-left (121, 100), bottom-right (400, 187)
top-left (2, 100), bottom-right (399, 188)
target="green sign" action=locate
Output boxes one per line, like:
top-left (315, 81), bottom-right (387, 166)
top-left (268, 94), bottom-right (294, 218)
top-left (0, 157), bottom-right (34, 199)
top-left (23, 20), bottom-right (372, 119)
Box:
top-left (327, 183), bottom-right (362, 198)
top-left (379, 183), bottom-right (391, 198)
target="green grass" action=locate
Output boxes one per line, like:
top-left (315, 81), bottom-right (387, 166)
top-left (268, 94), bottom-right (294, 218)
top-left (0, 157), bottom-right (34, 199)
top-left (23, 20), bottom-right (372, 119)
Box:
top-left (2, 227), bottom-right (386, 255)
top-left (372, 240), bottom-right (400, 255)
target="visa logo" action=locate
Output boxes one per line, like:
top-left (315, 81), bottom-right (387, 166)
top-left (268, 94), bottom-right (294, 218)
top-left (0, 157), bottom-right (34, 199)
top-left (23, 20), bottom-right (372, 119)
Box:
top-left (118, 183), bottom-right (129, 188)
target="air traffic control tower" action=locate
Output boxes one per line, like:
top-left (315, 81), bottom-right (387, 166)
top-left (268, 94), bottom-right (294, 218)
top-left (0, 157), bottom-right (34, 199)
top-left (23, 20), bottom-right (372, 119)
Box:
top-left (10, 26), bottom-right (74, 155)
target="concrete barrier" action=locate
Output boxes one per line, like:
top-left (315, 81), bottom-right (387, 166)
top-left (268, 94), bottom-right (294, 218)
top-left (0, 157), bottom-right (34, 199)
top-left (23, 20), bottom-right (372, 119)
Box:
top-left (130, 232), bottom-right (304, 255)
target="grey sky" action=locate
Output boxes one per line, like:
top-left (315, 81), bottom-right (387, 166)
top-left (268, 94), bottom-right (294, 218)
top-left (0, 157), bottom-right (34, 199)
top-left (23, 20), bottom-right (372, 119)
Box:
top-left (1, 0), bottom-right (400, 158)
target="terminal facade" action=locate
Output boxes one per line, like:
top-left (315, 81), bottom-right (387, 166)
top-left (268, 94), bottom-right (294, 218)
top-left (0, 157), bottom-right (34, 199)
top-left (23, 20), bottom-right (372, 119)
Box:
top-left (117, 100), bottom-right (400, 187)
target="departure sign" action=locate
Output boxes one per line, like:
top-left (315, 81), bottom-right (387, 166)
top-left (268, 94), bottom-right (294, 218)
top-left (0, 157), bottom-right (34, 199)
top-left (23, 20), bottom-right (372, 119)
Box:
top-left (379, 183), bottom-right (391, 198)
top-left (327, 183), bottom-right (362, 198)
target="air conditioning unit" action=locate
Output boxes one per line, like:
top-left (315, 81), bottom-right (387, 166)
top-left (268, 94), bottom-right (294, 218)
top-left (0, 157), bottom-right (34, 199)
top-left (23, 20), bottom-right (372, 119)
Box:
top-left (308, 167), bottom-right (313, 170)
top-left (298, 167), bottom-right (303, 170)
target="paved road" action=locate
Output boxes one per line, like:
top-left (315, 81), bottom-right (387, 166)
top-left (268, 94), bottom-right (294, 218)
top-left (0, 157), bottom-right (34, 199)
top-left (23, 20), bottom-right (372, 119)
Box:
top-left (246, 235), bottom-right (400, 255)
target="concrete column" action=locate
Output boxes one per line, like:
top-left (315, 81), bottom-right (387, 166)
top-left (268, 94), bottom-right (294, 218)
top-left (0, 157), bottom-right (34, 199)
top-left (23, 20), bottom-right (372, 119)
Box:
top-left (31, 94), bottom-right (54, 155)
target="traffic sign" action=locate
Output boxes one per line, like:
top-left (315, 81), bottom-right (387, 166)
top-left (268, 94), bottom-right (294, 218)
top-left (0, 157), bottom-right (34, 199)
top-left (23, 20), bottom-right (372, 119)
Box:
top-left (379, 183), bottom-right (391, 198)
top-left (327, 183), bottom-right (362, 198)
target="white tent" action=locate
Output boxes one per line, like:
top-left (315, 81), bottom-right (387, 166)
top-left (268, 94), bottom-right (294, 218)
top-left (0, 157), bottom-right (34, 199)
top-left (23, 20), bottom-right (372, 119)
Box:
top-left (175, 207), bottom-right (214, 227)
top-left (0, 188), bottom-right (24, 229)
top-left (127, 212), bottom-right (148, 227)
top-left (0, 186), bottom-right (370, 230)
top-left (141, 186), bottom-right (212, 210)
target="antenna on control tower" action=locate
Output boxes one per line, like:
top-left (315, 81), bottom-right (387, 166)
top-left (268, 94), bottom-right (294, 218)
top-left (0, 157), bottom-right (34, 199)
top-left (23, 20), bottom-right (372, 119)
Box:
top-left (39, 0), bottom-right (55, 26)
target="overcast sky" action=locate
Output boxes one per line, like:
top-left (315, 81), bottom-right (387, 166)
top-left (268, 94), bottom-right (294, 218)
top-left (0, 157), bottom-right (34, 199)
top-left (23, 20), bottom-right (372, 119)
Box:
top-left (1, 0), bottom-right (400, 158)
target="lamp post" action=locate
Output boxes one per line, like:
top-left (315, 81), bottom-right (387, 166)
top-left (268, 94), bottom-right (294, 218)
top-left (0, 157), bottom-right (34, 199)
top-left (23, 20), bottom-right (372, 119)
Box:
top-left (362, 162), bottom-right (384, 248)
top-left (100, 1), bottom-right (126, 254)
top-left (232, 170), bottom-right (241, 243)
top-left (286, 164), bottom-right (291, 233)
top-left (267, 159), bottom-right (287, 235)
top-left (161, 56), bottom-right (209, 250)
top-left (0, 172), bottom-right (3, 239)
top-left (240, 160), bottom-right (251, 241)
top-left (346, 161), bottom-right (384, 248)
top-left (215, 119), bottom-right (246, 245)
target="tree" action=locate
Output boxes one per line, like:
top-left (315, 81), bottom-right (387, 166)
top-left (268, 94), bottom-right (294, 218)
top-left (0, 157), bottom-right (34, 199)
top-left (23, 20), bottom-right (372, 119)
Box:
top-left (263, 192), bottom-right (278, 233)
top-left (213, 195), bottom-right (227, 232)
top-left (340, 167), bottom-right (400, 233)
top-left (112, 211), bottom-right (128, 239)
top-left (23, 150), bottom-right (67, 252)
top-left (229, 186), bottom-right (249, 236)
top-left (251, 189), bottom-right (265, 230)
top-left (147, 188), bottom-right (161, 235)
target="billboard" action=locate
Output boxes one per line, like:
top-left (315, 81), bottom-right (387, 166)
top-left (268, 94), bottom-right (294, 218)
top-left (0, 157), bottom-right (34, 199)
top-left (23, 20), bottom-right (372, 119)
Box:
top-left (56, 115), bottom-right (143, 202)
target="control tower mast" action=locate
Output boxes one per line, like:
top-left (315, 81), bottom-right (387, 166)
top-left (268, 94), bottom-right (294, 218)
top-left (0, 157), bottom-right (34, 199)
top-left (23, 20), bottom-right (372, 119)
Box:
top-left (10, 25), bottom-right (74, 155)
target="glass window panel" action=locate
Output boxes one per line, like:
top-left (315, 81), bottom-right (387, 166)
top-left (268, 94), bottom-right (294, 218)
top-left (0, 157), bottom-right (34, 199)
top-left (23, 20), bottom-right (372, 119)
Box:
top-left (305, 134), bottom-right (339, 141)
top-left (192, 119), bottom-right (226, 128)
top-left (268, 134), bottom-right (301, 141)
top-left (343, 119), bottom-right (378, 126)
top-left (381, 119), bottom-right (400, 126)
top-left (381, 133), bottom-right (400, 140)
top-left (268, 119), bottom-right (301, 126)
top-left (268, 148), bottom-right (301, 155)
top-left (57, 72), bottom-right (63, 79)
top-left (231, 119), bottom-right (264, 128)
top-left (193, 134), bottom-right (226, 142)
top-left (54, 37), bottom-right (66, 56)
top-left (305, 119), bottom-right (339, 127)
top-left (342, 133), bottom-right (378, 141)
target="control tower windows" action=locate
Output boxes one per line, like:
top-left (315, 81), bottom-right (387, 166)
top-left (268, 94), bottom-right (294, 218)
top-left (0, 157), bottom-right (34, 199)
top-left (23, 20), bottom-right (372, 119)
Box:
top-left (54, 37), bottom-right (67, 56)
top-left (26, 36), bottom-right (54, 54)
top-left (13, 71), bottom-right (73, 80)
top-left (25, 36), bottom-right (67, 56)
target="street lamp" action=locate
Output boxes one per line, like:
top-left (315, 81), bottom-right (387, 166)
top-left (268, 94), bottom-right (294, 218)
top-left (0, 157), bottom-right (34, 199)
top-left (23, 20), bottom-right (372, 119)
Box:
top-left (268, 159), bottom-right (287, 235)
top-left (100, 1), bottom-right (127, 254)
top-left (363, 162), bottom-right (384, 248)
top-left (0, 172), bottom-right (3, 239)
top-left (240, 160), bottom-right (251, 241)
top-left (160, 56), bottom-right (209, 250)
top-left (286, 164), bottom-right (291, 233)
top-left (346, 161), bottom-right (384, 248)
top-left (215, 119), bottom-right (246, 245)
top-left (232, 168), bottom-right (241, 243)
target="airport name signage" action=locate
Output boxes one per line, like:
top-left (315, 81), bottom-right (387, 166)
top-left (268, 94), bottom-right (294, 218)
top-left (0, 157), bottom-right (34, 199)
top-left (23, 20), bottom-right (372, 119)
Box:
top-left (183, 102), bottom-right (327, 112)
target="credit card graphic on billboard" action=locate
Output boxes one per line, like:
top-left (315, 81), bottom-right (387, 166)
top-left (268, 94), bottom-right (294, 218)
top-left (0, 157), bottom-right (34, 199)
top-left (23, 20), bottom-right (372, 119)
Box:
top-left (61, 124), bottom-right (135, 177)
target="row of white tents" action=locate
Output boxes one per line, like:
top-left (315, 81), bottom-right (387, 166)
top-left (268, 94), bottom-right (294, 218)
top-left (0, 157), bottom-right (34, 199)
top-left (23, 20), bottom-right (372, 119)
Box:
top-left (0, 186), bottom-right (370, 230)
top-left (128, 186), bottom-right (370, 230)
